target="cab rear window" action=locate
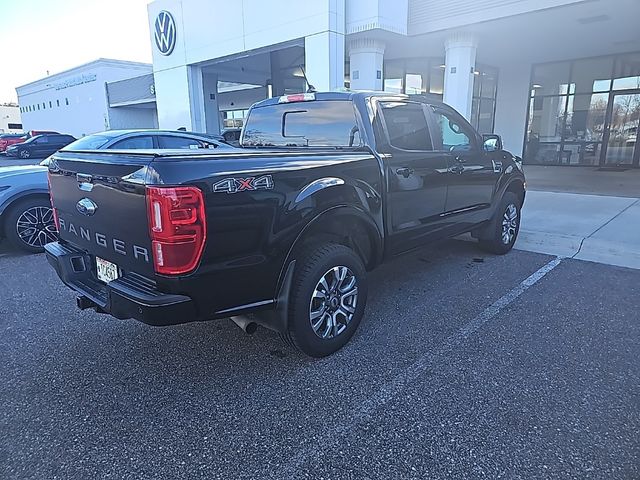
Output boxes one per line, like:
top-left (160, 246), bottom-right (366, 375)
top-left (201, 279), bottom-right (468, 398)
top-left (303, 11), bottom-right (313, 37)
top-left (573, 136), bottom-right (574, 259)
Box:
top-left (242, 101), bottom-right (361, 148)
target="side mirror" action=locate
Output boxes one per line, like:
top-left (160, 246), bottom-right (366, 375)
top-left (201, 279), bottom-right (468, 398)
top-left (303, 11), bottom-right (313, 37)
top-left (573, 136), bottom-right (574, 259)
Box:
top-left (482, 134), bottom-right (503, 152)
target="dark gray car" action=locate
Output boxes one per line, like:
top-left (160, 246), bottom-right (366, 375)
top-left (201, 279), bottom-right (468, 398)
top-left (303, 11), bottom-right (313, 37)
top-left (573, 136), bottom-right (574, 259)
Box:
top-left (0, 130), bottom-right (234, 253)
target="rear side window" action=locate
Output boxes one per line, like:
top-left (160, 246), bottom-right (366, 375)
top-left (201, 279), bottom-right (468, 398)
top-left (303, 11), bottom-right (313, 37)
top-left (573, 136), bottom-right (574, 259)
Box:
top-left (66, 135), bottom-right (111, 150)
top-left (380, 102), bottom-right (432, 151)
top-left (111, 136), bottom-right (154, 149)
top-left (157, 136), bottom-right (203, 149)
top-left (243, 101), bottom-right (360, 147)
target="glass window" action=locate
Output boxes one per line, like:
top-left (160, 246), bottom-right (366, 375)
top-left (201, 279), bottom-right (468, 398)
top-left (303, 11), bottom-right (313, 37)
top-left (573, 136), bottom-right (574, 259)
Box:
top-left (67, 135), bottom-right (111, 150)
top-left (404, 59), bottom-right (429, 95)
top-left (432, 110), bottom-right (473, 151)
top-left (532, 62), bottom-right (572, 96)
top-left (56, 99), bottom-right (60, 107)
top-left (564, 93), bottom-right (609, 142)
top-left (111, 136), bottom-right (154, 149)
top-left (613, 53), bottom-right (640, 91)
top-left (527, 95), bottom-right (567, 142)
top-left (379, 102), bottom-right (432, 151)
top-left (35, 136), bottom-right (48, 144)
top-left (65, 98), bottom-right (69, 106)
top-left (429, 63), bottom-right (445, 97)
top-left (571, 57), bottom-right (614, 93)
top-left (243, 100), bottom-right (360, 148)
top-left (157, 136), bottom-right (203, 149)
top-left (384, 60), bottom-right (404, 94)
top-left (476, 99), bottom-right (496, 134)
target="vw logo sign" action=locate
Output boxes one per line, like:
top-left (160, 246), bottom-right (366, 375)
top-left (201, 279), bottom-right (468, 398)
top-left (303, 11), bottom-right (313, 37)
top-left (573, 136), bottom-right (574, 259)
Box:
top-left (154, 10), bottom-right (176, 56)
top-left (76, 198), bottom-right (98, 217)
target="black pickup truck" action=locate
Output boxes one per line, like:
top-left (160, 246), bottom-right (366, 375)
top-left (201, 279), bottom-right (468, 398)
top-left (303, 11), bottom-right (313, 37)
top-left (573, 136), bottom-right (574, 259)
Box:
top-left (45, 92), bottom-right (525, 357)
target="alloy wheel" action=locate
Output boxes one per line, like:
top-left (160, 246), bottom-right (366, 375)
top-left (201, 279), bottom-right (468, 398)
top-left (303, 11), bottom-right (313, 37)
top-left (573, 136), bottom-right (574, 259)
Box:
top-left (501, 203), bottom-right (518, 245)
top-left (309, 266), bottom-right (359, 339)
top-left (16, 206), bottom-right (57, 248)
top-left (19, 149), bottom-right (30, 159)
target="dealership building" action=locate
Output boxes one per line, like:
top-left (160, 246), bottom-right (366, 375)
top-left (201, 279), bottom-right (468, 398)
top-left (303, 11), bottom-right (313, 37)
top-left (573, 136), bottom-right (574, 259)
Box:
top-left (18, 0), bottom-right (640, 167)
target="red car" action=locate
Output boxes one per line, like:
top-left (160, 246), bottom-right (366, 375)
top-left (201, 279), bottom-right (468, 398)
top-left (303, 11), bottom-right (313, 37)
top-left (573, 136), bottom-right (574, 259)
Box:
top-left (0, 134), bottom-right (28, 153)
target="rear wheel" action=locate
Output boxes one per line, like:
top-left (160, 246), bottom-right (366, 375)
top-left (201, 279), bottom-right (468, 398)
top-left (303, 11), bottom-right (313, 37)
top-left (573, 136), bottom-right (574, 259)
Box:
top-left (4, 197), bottom-right (58, 253)
top-left (478, 192), bottom-right (521, 255)
top-left (282, 243), bottom-right (368, 357)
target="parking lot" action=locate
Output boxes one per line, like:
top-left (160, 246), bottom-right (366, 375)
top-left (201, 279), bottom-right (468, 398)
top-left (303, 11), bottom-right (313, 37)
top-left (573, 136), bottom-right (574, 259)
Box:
top-left (1, 235), bottom-right (638, 479)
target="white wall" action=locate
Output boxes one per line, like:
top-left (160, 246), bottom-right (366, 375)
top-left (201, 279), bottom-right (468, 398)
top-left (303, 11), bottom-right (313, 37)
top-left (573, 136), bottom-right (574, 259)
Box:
top-left (493, 62), bottom-right (532, 157)
top-left (148, 0), bottom-right (346, 129)
top-left (107, 106), bottom-right (159, 130)
top-left (218, 87), bottom-right (267, 111)
top-left (0, 105), bottom-right (22, 133)
top-left (408, 0), bottom-right (590, 35)
top-left (17, 60), bottom-right (152, 137)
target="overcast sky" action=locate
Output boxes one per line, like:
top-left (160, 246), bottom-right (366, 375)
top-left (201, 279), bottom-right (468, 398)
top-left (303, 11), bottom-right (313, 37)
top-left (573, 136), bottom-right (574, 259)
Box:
top-left (0, 0), bottom-right (152, 103)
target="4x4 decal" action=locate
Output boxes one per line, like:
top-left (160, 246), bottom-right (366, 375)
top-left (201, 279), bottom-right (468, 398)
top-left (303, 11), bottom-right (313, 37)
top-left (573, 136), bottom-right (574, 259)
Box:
top-left (213, 175), bottom-right (274, 194)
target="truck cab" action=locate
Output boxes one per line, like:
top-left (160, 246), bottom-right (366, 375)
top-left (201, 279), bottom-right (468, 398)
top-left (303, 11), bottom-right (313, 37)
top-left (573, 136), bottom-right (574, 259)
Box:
top-left (45, 92), bottom-right (525, 357)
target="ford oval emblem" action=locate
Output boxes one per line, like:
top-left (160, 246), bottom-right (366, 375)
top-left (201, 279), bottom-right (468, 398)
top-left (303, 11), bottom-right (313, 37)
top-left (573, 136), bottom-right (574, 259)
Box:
top-left (76, 198), bottom-right (98, 216)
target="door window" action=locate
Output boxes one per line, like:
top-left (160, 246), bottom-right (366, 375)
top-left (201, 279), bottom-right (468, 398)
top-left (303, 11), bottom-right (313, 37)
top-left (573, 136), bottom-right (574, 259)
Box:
top-left (432, 110), bottom-right (474, 152)
top-left (34, 136), bottom-right (48, 144)
top-left (157, 136), bottom-right (204, 149)
top-left (379, 102), bottom-right (432, 151)
top-left (111, 136), bottom-right (154, 149)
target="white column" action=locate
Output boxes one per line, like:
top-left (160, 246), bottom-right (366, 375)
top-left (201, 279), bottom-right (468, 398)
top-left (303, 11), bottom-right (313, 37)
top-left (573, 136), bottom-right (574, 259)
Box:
top-left (444, 34), bottom-right (477, 120)
top-left (493, 62), bottom-right (531, 156)
top-left (348, 38), bottom-right (385, 91)
top-left (304, 31), bottom-right (345, 92)
top-left (202, 72), bottom-right (220, 134)
top-left (153, 65), bottom-right (195, 130)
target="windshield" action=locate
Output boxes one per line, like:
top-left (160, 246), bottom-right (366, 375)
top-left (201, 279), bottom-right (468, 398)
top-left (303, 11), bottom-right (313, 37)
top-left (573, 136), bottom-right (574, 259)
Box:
top-left (65, 135), bottom-right (112, 150)
top-left (242, 100), bottom-right (361, 148)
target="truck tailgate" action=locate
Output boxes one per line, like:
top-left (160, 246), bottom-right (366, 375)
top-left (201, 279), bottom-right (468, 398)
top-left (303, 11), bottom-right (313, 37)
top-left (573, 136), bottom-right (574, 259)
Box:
top-left (48, 151), bottom-right (155, 277)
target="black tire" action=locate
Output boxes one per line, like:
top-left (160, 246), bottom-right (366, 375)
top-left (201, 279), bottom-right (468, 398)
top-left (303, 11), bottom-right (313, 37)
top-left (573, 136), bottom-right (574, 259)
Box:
top-left (19, 149), bottom-right (31, 159)
top-left (478, 192), bottom-right (521, 255)
top-left (282, 243), bottom-right (368, 357)
top-left (4, 197), bottom-right (58, 253)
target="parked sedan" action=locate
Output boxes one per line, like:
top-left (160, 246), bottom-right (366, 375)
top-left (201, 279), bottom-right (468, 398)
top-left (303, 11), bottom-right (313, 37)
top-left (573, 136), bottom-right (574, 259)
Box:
top-left (1, 129), bottom-right (234, 253)
top-left (0, 165), bottom-right (55, 253)
top-left (5, 134), bottom-right (76, 159)
top-left (0, 133), bottom-right (28, 153)
top-left (64, 129), bottom-right (233, 150)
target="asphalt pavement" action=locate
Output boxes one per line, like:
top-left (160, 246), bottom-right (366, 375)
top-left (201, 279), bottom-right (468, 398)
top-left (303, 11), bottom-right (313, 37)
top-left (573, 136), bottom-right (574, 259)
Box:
top-left (1, 239), bottom-right (638, 479)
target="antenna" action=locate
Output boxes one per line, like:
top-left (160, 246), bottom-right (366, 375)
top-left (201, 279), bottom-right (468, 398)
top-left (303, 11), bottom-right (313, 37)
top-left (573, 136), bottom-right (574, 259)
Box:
top-left (298, 65), bottom-right (317, 93)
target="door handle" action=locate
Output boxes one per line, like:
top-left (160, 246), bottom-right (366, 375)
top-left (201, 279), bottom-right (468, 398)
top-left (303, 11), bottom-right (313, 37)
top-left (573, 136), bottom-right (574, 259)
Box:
top-left (396, 167), bottom-right (414, 178)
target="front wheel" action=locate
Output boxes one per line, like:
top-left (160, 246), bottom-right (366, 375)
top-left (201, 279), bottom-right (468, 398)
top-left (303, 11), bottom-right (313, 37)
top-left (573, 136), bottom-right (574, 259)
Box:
top-left (478, 192), bottom-right (521, 255)
top-left (283, 243), bottom-right (368, 357)
top-left (4, 197), bottom-right (58, 253)
top-left (19, 149), bottom-right (31, 159)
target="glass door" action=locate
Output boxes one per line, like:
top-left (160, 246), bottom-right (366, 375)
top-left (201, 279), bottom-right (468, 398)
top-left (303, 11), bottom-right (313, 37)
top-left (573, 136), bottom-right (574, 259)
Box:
top-left (603, 91), bottom-right (640, 166)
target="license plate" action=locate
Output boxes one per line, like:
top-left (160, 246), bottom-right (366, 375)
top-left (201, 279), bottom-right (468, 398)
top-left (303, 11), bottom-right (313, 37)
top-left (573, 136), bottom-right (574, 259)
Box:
top-left (96, 257), bottom-right (120, 283)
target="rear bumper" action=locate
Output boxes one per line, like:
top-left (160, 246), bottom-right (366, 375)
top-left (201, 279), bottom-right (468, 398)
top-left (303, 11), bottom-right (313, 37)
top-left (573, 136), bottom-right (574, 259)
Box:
top-left (45, 242), bottom-right (197, 326)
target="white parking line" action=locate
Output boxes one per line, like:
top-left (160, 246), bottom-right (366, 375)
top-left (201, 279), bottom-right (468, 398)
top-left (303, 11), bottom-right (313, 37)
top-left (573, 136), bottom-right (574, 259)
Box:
top-left (276, 256), bottom-right (564, 476)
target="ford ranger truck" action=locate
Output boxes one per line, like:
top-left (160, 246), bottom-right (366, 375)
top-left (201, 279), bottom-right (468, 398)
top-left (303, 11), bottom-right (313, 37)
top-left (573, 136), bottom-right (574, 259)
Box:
top-left (45, 92), bottom-right (526, 357)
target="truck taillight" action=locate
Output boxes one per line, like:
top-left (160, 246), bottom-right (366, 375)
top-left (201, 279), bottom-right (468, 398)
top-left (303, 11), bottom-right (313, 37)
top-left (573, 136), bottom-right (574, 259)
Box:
top-left (47, 172), bottom-right (60, 231)
top-left (146, 186), bottom-right (207, 275)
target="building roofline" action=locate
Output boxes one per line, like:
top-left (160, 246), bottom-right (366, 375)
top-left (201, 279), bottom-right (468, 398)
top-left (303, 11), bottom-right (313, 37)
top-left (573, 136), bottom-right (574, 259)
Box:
top-left (16, 58), bottom-right (152, 90)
